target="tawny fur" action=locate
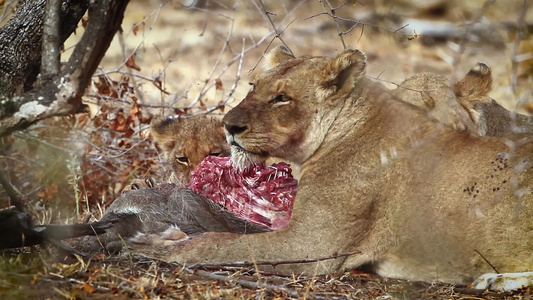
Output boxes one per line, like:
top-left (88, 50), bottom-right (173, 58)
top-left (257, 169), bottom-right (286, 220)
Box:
top-left (151, 115), bottom-right (230, 185)
top-left (393, 63), bottom-right (533, 136)
top-left (132, 47), bottom-right (533, 286)
top-left (122, 115), bottom-right (230, 192)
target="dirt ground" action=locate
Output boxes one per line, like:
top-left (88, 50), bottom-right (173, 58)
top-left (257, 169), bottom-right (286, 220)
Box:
top-left (1, 0), bottom-right (533, 299)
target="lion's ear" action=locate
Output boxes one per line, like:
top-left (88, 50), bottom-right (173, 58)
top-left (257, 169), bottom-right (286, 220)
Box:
top-left (151, 116), bottom-right (178, 155)
top-left (317, 49), bottom-right (367, 99)
top-left (454, 62), bottom-right (492, 98)
top-left (264, 45), bottom-right (295, 70)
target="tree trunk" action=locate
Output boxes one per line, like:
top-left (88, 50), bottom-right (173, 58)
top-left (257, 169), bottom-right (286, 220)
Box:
top-left (0, 0), bottom-right (88, 97)
top-left (0, 0), bottom-right (130, 137)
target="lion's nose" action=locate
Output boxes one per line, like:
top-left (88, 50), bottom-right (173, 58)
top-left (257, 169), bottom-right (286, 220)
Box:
top-left (224, 123), bottom-right (247, 135)
top-left (223, 107), bottom-right (249, 135)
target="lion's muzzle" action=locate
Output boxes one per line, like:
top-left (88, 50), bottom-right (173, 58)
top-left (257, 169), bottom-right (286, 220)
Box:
top-left (223, 107), bottom-right (249, 136)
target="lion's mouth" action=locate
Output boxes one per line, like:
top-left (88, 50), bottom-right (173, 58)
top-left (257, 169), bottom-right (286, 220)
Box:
top-left (231, 141), bottom-right (269, 157)
top-left (229, 143), bottom-right (267, 169)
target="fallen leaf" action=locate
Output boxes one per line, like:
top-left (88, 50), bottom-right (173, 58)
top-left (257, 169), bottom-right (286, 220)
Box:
top-left (350, 269), bottom-right (371, 278)
top-left (82, 283), bottom-right (96, 293)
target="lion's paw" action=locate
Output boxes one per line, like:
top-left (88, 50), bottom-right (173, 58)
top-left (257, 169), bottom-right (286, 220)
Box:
top-left (471, 272), bottom-right (533, 292)
top-left (130, 225), bottom-right (189, 248)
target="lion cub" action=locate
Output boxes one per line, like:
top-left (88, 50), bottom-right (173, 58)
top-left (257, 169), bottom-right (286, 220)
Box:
top-left (393, 63), bottom-right (533, 136)
top-left (151, 115), bottom-right (230, 185)
top-left (124, 115), bottom-right (230, 192)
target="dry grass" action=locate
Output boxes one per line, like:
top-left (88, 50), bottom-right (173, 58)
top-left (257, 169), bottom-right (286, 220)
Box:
top-left (2, 250), bottom-right (532, 299)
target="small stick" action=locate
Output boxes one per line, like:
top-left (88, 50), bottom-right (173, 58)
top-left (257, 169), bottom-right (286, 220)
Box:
top-left (0, 167), bottom-right (29, 213)
top-left (304, 11), bottom-right (411, 38)
top-left (450, 0), bottom-right (495, 72)
top-left (474, 249), bottom-right (500, 274)
top-left (368, 75), bottom-right (436, 94)
top-left (320, 0), bottom-right (347, 49)
top-left (257, 0), bottom-right (294, 56)
top-left (189, 268), bottom-right (301, 298)
top-left (187, 250), bottom-right (360, 269)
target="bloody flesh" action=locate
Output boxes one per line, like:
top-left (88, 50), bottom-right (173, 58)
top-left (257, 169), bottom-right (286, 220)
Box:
top-left (189, 156), bottom-right (298, 230)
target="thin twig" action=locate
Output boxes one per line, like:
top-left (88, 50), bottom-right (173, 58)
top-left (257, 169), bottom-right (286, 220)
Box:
top-left (474, 249), bottom-right (500, 274)
top-left (304, 11), bottom-right (411, 38)
top-left (187, 251), bottom-right (360, 269)
top-left (368, 75), bottom-right (436, 94)
top-left (139, 252), bottom-right (360, 298)
top-left (257, 0), bottom-right (294, 56)
top-left (246, 14), bottom-right (299, 74)
top-left (188, 17), bottom-right (235, 108)
top-left (189, 268), bottom-right (301, 298)
top-left (0, 0), bottom-right (18, 23)
top-left (187, 29), bottom-right (276, 105)
top-left (199, 38), bottom-right (246, 115)
top-left (320, 0), bottom-right (347, 49)
top-left (0, 167), bottom-right (29, 213)
top-left (198, 0), bottom-right (210, 36)
top-left (450, 0), bottom-right (495, 71)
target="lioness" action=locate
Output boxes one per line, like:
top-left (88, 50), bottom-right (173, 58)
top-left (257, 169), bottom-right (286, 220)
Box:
top-left (132, 47), bottom-right (533, 291)
top-left (393, 63), bottom-right (533, 136)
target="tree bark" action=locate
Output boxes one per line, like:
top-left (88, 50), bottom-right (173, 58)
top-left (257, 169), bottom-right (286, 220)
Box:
top-left (0, 0), bottom-right (88, 97)
top-left (0, 0), bottom-right (130, 137)
top-left (42, 0), bottom-right (62, 77)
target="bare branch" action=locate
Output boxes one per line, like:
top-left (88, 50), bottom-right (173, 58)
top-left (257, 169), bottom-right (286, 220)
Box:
top-left (304, 9), bottom-right (411, 39)
top-left (247, 16), bottom-right (299, 74)
top-left (137, 251), bottom-right (360, 298)
top-left (0, 0), bottom-right (131, 137)
top-left (257, 0), bottom-right (294, 56)
top-left (187, 16), bottom-right (235, 108)
top-left (320, 0), bottom-right (347, 49)
top-left (41, 0), bottom-right (61, 77)
top-left (450, 0), bottom-right (495, 71)
top-left (0, 167), bottom-right (29, 213)
top-left (199, 38), bottom-right (246, 116)
top-left (0, 0), bottom-right (88, 96)
top-left (474, 249), bottom-right (500, 274)
top-left (190, 268), bottom-right (301, 298)
top-left (186, 250), bottom-right (360, 269)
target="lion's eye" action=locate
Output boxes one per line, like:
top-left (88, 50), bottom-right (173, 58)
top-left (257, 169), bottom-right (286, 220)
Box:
top-left (176, 156), bottom-right (189, 165)
top-left (269, 94), bottom-right (291, 105)
top-left (210, 152), bottom-right (221, 157)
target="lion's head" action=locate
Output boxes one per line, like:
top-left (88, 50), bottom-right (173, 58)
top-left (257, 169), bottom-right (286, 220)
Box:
top-left (223, 46), bottom-right (367, 168)
top-left (151, 115), bottom-right (230, 184)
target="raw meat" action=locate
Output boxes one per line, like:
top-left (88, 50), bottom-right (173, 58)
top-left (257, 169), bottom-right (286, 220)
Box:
top-left (189, 156), bottom-right (298, 230)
